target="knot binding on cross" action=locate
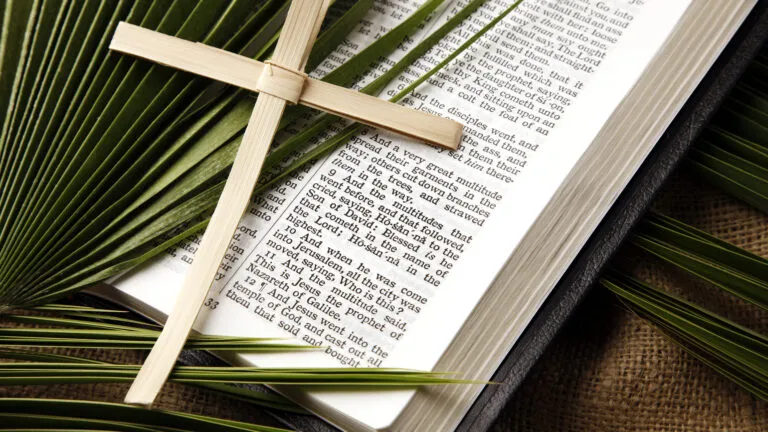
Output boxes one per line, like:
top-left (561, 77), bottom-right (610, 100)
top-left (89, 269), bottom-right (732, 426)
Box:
top-left (257, 61), bottom-right (308, 104)
top-left (110, 22), bottom-right (462, 150)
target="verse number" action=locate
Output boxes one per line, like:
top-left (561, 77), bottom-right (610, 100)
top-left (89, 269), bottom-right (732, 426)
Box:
top-left (204, 298), bottom-right (219, 310)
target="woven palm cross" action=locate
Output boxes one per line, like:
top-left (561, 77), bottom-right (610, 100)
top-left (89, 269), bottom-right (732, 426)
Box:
top-left (110, 0), bottom-right (462, 406)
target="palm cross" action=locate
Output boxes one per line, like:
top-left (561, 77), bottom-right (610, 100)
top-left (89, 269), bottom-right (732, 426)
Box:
top-left (110, 0), bottom-right (462, 406)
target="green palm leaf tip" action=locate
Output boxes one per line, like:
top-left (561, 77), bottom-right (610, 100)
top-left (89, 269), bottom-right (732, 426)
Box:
top-left (0, 0), bottom-right (38, 141)
top-left (633, 212), bottom-right (768, 309)
top-left (601, 273), bottom-right (768, 401)
top-left (0, 362), bottom-right (475, 386)
top-left (687, 56), bottom-right (768, 213)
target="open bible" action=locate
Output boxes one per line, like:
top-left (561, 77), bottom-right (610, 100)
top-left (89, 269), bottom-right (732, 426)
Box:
top-left (94, 0), bottom-right (759, 430)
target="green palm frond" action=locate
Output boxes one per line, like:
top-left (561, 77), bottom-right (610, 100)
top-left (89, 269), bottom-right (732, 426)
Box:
top-left (0, 303), bottom-right (309, 350)
top-left (631, 212), bottom-right (768, 309)
top-left (607, 42), bottom-right (768, 401)
top-left (0, 398), bottom-right (292, 432)
top-left (0, 349), bottom-right (303, 413)
top-left (0, 305), bottom-right (473, 387)
top-left (0, 361), bottom-right (473, 387)
top-left (687, 43), bottom-right (768, 212)
top-left (601, 273), bottom-right (768, 400)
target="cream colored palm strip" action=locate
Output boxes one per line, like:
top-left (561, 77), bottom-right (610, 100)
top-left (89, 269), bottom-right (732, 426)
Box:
top-left (109, 22), bottom-right (463, 149)
top-left (122, 0), bottom-right (332, 407)
top-left (114, 0), bottom-right (462, 407)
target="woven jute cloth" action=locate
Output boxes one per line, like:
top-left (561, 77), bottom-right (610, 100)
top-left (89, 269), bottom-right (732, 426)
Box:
top-left (498, 170), bottom-right (768, 432)
top-left (1, 169), bottom-right (767, 431)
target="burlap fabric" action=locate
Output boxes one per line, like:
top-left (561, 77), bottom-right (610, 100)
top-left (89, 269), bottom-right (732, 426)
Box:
top-left (1, 169), bottom-right (766, 431)
top-left (497, 170), bottom-right (768, 431)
